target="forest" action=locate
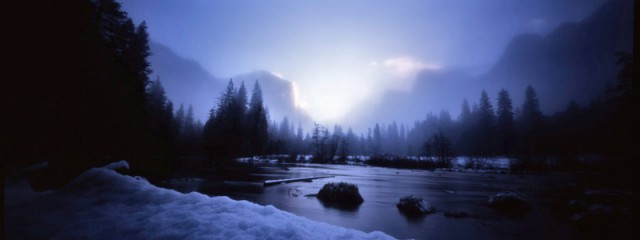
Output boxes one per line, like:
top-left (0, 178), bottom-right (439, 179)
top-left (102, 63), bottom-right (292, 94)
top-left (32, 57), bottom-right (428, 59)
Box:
top-left (6, 0), bottom-right (637, 188)
top-left (5, 0), bottom-right (638, 239)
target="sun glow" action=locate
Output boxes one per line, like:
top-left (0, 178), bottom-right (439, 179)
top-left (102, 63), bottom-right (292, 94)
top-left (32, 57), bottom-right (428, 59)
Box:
top-left (293, 62), bottom-right (375, 123)
top-left (290, 81), bottom-right (307, 109)
top-left (288, 56), bottom-right (441, 123)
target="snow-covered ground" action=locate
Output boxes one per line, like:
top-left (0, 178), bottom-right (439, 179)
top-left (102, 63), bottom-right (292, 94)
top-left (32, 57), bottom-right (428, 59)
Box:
top-left (4, 161), bottom-right (393, 240)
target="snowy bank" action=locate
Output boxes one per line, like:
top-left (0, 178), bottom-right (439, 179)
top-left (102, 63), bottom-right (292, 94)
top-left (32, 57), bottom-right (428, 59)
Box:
top-left (4, 161), bottom-right (393, 240)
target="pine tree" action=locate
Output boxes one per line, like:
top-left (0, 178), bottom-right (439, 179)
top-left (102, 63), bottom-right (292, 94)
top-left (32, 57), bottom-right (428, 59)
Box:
top-left (312, 123), bottom-right (329, 162)
top-left (128, 21), bottom-right (152, 95)
top-left (373, 123), bottom-right (382, 156)
top-left (476, 90), bottom-right (496, 155)
top-left (278, 117), bottom-right (291, 153)
top-left (295, 123), bottom-right (304, 155)
top-left (456, 99), bottom-right (474, 155)
top-left (182, 105), bottom-right (199, 155)
top-left (235, 81), bottom-right (248, 114)
top-left (204, 79), bottom-right (241, 164)
top-left (94, 0), bottom-right (150, 97)
top-left (460, 99), bottom-right (471, 122)
top-left (9, 0), bottom-right (168, 187)
top-left (521, 85), bottom-right (543, 131)
top-left (147, 78), bottom-right (171, 125)
top-left (184, 105), bottom-right (195, 136)
top-left (246, 80), bottom-right (269, 156)
top-left (175, 104), bottom-right (185, 134)
top-left (234, 81), bottom-right (248, 154)
top-left (146, 78), bottom-right (175, 154)
top-left (496, 89), bottom-right (515, 155)
top-left (519, 85), bottom-right (544, 154)
top-left (341, 127), bottom-right (356, 160)
top-left (218, 79), bottom-right (236, 115)
top-left (385, 122), bottom-right (400, 154)
top-left (94, 0), bottom-right (130, 54)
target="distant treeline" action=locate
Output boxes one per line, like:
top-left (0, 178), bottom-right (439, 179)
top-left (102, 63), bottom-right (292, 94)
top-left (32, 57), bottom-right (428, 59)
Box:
top-left (191, 61), bottom-right (635, 173)
top-left (188, 65), bottom-right (634, 171)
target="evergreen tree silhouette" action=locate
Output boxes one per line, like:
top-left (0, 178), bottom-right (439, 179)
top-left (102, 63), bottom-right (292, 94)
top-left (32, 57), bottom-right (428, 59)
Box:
top-left (175, 104), bottom-right (185, 134)
top-left (312, 123), bottom-right (329, 162)
top-left (476, 90), bottom-right (496, 156)
top-left (456, 99), bottom-right (473, 155)
top-left (519, 85), bottom-right (545, 154)
top-left (373, 123), bottom-right (382, 156)
top-left (146, 78), bottom-right (175, 148)
top-left (496, 89), bottom-right (515, 155)
top-left (204, 79), bottom-right (240, 165)
top-left (246, 81), bottom-right (269, 156)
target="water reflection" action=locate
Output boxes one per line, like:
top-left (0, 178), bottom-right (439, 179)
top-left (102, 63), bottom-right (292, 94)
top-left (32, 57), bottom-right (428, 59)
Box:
top-left (159, 163), bottom-right (573, 239)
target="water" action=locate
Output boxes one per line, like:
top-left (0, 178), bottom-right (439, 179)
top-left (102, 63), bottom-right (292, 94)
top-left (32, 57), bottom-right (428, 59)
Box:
top-left (160, 163), bottom-right (573, 239)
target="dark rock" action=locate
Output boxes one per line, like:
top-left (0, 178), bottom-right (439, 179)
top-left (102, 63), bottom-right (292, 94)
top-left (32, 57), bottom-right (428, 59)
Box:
top-left (316, 182), bottom-right (364, 208)
top-left (487, 191), bottom-right (531, 216)
top-left (397, 196), bottom-right (436, 217)
top-left (570, 203), bottom-right (636, 239)
top-left (571, 204), bottom-right (630, 223)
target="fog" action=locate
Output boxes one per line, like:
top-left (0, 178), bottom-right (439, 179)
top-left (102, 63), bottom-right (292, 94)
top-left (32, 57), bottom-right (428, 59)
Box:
top-left (120, 0), bottom-right (631, 134)
top-left (6, 1), bottom-right (636, 239)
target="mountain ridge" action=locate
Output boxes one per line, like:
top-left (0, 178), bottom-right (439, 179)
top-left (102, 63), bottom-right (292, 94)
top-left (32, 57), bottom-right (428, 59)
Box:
top-left (480, 0), bottom-right (633, 111)
top-left (148, 42), bottom-right (313, 128)
top-left (352, 0), bottom-right (633, 128)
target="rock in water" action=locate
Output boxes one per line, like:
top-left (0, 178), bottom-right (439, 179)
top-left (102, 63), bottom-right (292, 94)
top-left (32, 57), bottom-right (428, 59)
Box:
top-left (316, 182), bottom-right (364, 208)
top-left (397, 196), bottom-right (436, 217)
top-left (487, 191), bottom-right (531, 216)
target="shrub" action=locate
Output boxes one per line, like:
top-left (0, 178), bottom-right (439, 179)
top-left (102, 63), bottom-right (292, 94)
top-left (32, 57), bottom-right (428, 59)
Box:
top-left (397, 196), bottom-right (436, 217)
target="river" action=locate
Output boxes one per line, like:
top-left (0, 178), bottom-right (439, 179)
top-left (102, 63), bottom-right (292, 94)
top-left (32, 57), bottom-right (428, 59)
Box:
top-left (159, 163), bottom-right (574, 239)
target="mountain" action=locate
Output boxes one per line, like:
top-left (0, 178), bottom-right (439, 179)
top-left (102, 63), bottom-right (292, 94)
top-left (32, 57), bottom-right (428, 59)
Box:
top-left (231, 71), bottom-right (314, 129)
top-left (149, 41), bottom-right (224, 121)
top-left (343, 69), bottom-right (475, 129)
top-left (480, 0), bottom-right (634, 112)
top-left (356, 0), bottom-right (633, 127)
top-left (149, 42), bottom-right (313, 127)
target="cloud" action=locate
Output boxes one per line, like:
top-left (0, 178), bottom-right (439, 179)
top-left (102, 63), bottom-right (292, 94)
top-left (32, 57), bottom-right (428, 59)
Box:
top-left (381, 57), bottom-right (441, 78)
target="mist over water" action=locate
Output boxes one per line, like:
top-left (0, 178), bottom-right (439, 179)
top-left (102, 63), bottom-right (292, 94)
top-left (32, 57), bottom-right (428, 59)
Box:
top-left (6, 0), bottom-right (636, 239)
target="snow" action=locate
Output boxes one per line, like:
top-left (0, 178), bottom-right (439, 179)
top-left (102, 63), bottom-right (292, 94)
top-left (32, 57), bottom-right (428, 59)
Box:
top-left (102, 160), bottom-right (129, 170)
top-left (4, 161), bottom-right (393, 240)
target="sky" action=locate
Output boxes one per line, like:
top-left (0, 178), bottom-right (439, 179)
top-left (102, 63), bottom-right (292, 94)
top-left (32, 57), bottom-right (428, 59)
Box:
top-left (121, 0), bottom-right (606, 124)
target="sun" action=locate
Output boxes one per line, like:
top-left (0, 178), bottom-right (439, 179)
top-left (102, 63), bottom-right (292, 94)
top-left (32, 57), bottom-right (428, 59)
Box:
top-left (291, 55), bottom-right (439, 124)
top-left (295, 63), bottom-right (376, 123)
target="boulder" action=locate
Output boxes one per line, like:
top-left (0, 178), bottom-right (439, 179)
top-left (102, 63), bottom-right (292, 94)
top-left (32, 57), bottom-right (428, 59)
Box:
top-left (487, 191), bottom-right (531, 216)
top-left (316, 182), bottom-right (364, 208)
top-left (397, 196), bottom-right (436, 217)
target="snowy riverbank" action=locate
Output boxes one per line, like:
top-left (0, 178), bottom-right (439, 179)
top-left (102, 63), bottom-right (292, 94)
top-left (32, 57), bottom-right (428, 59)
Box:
top-left (4, 161), bottom-right (393, 240)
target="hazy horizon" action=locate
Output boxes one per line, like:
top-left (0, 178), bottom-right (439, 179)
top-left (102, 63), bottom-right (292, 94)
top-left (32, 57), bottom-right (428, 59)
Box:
top-left (121, 0), bottom-right (614, 133)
